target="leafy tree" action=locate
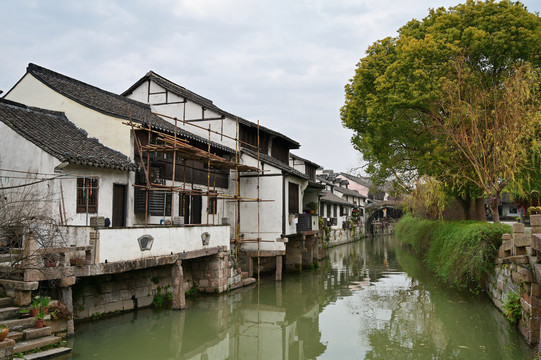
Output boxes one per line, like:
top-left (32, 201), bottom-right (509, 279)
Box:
top-left (434, 60), bottom-right (540, 222)
top-left (341, 0), bottom-right (541, 221)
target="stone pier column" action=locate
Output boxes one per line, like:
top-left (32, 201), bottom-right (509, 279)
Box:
top-left (247, 257), bottom-right (254, 278)
top-left (60, 276), bottom-right (76, 335)
top-left (275, 281), bottom-right (282, 307)
top-left (275, 256), bottom-right (282, 281)
top-left (22, 233), bottom-right (38, 270)
top-left (172, 260), bottom-right (186, 310)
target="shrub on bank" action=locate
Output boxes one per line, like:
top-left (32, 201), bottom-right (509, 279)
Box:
top-left (396, 214), bottom-right (511, 289)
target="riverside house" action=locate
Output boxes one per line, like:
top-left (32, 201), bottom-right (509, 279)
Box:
top-left (123, 71), bottom-right (325, 273)
top-left (0, 62), bottom-right (326, 329)
top-left (2, 64), bottom-right (245, 330)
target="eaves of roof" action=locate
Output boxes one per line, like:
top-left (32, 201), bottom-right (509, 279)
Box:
top-left (334, 186), bottom-right (366, 198)
top-left (290, 152), bottom-right (323, 170)
top-left (242, 148), bottom-right (309, 180)
top-left (320, 190), bottom-right (352, 206)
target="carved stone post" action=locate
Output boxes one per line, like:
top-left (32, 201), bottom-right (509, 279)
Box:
top-left (172, 260), bottom-right (185, 310)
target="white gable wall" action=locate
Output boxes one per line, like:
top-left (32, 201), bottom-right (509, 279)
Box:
top-left (126, 80), bottom-right (239, 149)
top-left (5, 74), bottom-right (134, 159)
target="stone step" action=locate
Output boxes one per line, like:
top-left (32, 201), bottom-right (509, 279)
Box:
top-left (22, 347), bottom-right (71, 360)
top-left (0, 307), bottom-right (22, 320)
top-left (7, 330), bottom-right (23, 341)
top-left (23, 327), bottom-right (52, 340)
top-left (0, 253), bottom-right (21, 264)
top-left (13, 335), bottom-right (61, 354)
top-left (0, 297), bottom-right (13, 308)
top-left (1, 317), bottom-right (37, 332)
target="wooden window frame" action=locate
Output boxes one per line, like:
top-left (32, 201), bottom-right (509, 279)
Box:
top-left (77, 177), bottom-right (99, 214)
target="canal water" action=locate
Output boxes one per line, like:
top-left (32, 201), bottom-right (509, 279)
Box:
top-left (65, 236), bottom-right (532, 359)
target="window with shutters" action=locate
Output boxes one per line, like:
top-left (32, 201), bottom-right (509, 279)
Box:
top-left (77, 177), bottom-right (99, 213)
top-left (288, 182), bottom-right (299, 214)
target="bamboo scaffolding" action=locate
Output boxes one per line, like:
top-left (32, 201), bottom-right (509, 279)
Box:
top-left (126, 105), bottom-right (270, 280)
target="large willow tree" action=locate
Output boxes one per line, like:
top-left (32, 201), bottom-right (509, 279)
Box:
top-left (341, 0), bottom-right (541, 222)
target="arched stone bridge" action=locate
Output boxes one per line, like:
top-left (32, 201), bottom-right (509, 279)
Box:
top-left (365, 200), bottom-right (403, 232)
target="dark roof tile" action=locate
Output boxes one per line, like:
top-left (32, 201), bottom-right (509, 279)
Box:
top-left (242, 148), bottom-right (308, 180)
top-left (24, 63), bottom-right (234, 154)
top-left (0, 99), bottom-right (136, 171)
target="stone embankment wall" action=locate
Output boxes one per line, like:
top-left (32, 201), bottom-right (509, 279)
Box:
top-left (72, 248), bottom-right (244, 320)
top-left (484, 217), bottom-right (541, 350)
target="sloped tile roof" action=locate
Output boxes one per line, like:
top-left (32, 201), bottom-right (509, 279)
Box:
top-left (0, 99), bottom-right (136, 171)
top-left (123, 71), bottom-right (300, 149)
top-left (22, 63), bottom-right (234, 154)
top-left (242, 148), bottom-right (309, 180)
top-left (334, 186), bottom-right (366, 199)
top-left (320, 190), bottom-right (352, 205)
top-left (290, 152), bottom-right (322, 170)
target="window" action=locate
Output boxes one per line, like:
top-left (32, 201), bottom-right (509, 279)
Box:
top-left (333, 204), bottom-right (337, 217)
top-left (327, 204), bottom-right (331, 218)
top-left (288, 182), bottom-right (299, 214)
top-left (77, 177), bottom-right (99, 213)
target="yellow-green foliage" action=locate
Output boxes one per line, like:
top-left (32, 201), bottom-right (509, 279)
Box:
top-left (403, 176), bottom-right (448, 220)
top-left (396, 214), bottom-right (511, 289)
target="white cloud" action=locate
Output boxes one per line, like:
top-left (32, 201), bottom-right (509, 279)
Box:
top-left (1, 0), bottom-right (540, 172)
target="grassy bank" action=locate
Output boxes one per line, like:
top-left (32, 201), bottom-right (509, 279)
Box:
top-left (396, 214), bottom-right (511, 289)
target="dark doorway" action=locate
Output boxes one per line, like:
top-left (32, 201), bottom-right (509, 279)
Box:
top-left (112, 184), bottom-right (126, 227)
top-left (180, 191), bottom-right (202, 225)
top-left (191, 193), bottom-right (202, 224)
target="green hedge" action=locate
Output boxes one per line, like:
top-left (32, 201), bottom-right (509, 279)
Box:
top-left (396, 214), bottom-right (512, 289)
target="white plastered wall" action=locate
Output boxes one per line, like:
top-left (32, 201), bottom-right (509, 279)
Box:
top-left (5, 74), bottom-right (134, 158)
top-left (0, 123), bottom-right (131, 226)
top-left (126, 80), bottom-right (239, 149)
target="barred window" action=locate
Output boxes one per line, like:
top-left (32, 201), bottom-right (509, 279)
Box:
top-left (77, 177), bottom-right (99, 213)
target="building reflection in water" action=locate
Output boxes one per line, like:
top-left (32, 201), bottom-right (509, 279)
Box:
top-left (71, 236), bottom-right (532, 360)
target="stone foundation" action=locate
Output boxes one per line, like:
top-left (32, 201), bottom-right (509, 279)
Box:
top-left (485, 219), bottom-right (541, 348)
top-left (0, 339), bottom-right (14, 360)
top-left (285, 233), bottom-right (325, 271)
top-left (485, 262), bottom-right (541, 345)
top-left (71, 250), bottom-right (244, 320)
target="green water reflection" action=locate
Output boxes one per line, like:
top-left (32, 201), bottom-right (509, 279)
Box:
top-left (66, 237), bottom-right (532, 359)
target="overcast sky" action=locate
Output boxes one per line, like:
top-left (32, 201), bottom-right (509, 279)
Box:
top-left (2, 0), bottom-right (540, 173)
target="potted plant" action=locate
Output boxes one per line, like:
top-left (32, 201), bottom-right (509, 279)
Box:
top-left (30, 297), bottom-right (41, 317)
top-left (0, 325), bottom-right (8, 341)
top-left (70, 256), bottom-right (86, 267)
top-left (39, 296), bottom-right (50, 314)
top-left (49, 302), bottom-right (72, 321)
top-left (307, 202), bottom-right (318, 215)
top-left (43, 253), bottom-right (59, 267)
top-left (35, 309), bottom-right (45, 328)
